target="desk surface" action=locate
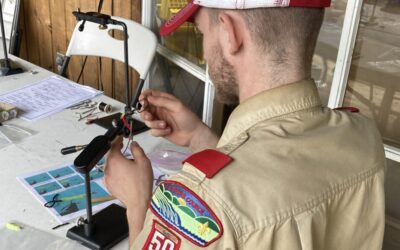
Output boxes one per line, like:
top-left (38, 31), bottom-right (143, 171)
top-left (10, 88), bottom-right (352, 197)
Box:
top-left (0, 56), bottom-right (167, 249)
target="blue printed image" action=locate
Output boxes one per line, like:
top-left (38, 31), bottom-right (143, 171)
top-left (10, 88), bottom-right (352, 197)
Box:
top-left (34, 181), bottom-right (62, 195)
top-left (43, 182), bottom-right (111, 216)
top-left (25, 173), bottom-right (52, 186)
top-left (89, 169), bottom-right (104, 180)
top-left (79, 168), bottom-right (105, 180)
top-left (59, 175), bottom-right (84, 188)
top-left (49, 166), bottom-right (75, 179)
top-left (96, 156), bottom-right (106, 166)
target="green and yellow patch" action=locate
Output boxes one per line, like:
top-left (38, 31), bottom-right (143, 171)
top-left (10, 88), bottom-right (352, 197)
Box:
top-left (150, 181), bottom-right (223, 247)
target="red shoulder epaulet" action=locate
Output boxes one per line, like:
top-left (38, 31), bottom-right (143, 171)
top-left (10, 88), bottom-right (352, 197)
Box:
top-left (334, 106), bottom-right (360, 113)
top-left (183, 149), bottom-right (232, 178)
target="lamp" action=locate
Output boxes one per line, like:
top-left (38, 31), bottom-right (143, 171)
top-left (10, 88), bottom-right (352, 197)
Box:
top-left (0, 0), bottom-right (22, 76)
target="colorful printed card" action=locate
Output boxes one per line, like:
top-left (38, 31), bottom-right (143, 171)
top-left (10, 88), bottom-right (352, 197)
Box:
top-left (17, 158), bottom-right (116, 223)
top-left (18, 155), bottom-right (172, 223)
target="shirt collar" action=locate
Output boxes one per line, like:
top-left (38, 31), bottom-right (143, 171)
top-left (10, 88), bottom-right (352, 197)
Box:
top-left (217, 79), bottom-right (322, 147)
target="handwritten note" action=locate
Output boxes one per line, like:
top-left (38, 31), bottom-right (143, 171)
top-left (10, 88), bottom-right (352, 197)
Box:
top-left (0, 76), bottom-right (102, 121)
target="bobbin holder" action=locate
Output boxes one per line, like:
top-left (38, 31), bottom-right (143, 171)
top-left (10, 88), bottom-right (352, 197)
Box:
top-left (66, 10), bottom-right (143, 250)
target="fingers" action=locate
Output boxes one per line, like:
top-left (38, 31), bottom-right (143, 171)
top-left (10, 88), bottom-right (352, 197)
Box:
top-left (111, 136), bottom-right (123, 147)
top-left (139, 113), bottom-right (172, 137)
top-left (139, 89), bottom-right (175, 101)
top-left (139, 89), bottom-right (181, 112)
top-left (150, 127), bottom-right (172, 137)
top-left (109, 136), bottom-right (124, 155)
top-left (106, 136), bottom-right (125, 171)
top-left (143, 118), bottom-right (167, 129)
top-left (147, 95), bottom-right (182, 112)
top-left (130, 141), bottom-right (150, 164)
top-left (140, 110), bottom-right (153, 121)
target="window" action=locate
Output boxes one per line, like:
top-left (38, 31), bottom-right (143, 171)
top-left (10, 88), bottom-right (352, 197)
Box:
top-left (313, 0), bottom-right (348, 104)
top-left (144, 0), bottom-right (213, 127)
top-left (314, 0), bottom-right (400, 248)
top-left (343, 0), bottom-right (400, 148)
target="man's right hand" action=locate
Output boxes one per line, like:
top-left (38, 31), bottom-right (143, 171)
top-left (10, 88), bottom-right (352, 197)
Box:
top-left (139, 89), bottom-right (218, 152)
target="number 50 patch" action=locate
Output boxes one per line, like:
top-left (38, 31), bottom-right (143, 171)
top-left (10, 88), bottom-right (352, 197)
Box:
top-left (143, 220), bottom-right (181, 250)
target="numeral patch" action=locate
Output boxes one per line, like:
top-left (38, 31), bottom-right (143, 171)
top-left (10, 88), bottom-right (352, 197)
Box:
top-left (143, 220), bottom-right (181, 250)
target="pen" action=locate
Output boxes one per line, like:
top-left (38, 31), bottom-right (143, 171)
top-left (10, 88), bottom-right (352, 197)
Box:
top-left (60, 145), bottom-right (87, 155)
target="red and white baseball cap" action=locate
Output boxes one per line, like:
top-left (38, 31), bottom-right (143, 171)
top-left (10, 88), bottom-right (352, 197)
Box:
top-left (160, 0), bottom-right (331, 36)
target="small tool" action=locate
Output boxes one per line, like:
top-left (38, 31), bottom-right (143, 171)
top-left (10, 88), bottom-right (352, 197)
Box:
top-left (61, 145), bottom-right (87, 155)
top-left (52, 222), bottom-right (70, 230)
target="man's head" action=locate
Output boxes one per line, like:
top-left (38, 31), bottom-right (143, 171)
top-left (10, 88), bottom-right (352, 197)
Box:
top-left (160, 0), bottom-right (330, 104)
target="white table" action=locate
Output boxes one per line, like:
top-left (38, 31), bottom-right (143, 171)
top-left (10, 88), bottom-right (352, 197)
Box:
top-left (0, 56), bottom-right (166, 249)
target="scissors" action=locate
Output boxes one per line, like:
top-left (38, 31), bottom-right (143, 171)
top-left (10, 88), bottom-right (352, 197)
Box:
top-left (44, 193), bottom-right (86, 208)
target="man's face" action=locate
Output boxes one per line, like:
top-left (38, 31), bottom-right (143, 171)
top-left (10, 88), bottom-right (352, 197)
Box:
top-left (195, 9), bottom-right (239, 105)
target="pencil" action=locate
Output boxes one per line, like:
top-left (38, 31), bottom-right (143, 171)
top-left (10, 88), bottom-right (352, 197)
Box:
top-left (91, 196), bottom-right (115, 203)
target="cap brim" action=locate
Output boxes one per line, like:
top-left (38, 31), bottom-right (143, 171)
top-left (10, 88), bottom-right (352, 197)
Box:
top-left (289, 0), bottom-right (331, 7)
top-left (159, 2), bottom-right (201, 36)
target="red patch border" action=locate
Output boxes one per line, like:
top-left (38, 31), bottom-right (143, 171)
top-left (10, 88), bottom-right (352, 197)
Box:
top-left (142, 220), bottom-right (182, 250)
top-left (149, 180), bottom-right (224, 247)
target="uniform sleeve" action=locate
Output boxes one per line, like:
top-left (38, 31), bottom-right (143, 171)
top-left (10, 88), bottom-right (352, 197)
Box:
top-left (132, 179), bottom-right (238, 250)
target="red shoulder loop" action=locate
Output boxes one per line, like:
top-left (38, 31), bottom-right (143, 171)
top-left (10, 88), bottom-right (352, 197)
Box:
top-left (183, 149), bottom-right (232, 178)
top-left (334, 106), bottom-right (360, 113)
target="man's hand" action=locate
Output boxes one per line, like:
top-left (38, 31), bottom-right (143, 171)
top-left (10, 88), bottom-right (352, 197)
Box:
top-left (103, 137), bottom-right (153, 245)
top-left (139, 89), bottom-right (218, 152)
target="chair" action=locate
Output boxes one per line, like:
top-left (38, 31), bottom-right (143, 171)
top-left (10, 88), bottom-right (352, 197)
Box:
top-left (60, 16), bottom-right (157, 102)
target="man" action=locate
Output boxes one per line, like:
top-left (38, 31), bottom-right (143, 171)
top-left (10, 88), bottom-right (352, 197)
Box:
top-left (104, 0), bottom-right (386, 249)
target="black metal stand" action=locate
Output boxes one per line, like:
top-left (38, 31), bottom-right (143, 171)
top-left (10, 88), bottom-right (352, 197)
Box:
top-left (67, 118), bottom-right (129, 249)
top-left (67, 203), bottom-right (128, 250)
top-left (65, 10), bottom-right (140, 249)
top-left (66, 172), bottom-right (128, 250)
top-left (0, 1), bottom-right (23, 76)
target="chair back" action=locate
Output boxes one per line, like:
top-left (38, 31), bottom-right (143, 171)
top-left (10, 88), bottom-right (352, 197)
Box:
top-left (65, 16), bottom-right (157, 79)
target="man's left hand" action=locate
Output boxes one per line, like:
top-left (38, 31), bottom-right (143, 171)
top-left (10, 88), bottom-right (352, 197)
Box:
top-left (103, 136), bottom-right (153, 243)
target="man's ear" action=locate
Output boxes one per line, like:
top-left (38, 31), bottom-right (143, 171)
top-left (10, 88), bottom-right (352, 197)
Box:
top-left (218, 12), bottom-right (243, 55)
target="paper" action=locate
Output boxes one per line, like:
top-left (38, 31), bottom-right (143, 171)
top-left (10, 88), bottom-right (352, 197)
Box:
top-left (17, 158), bottom-right (115, 223)
top-left (0, 76), bottom-right (102, 121)
top-left (0, 221), bottom-right (87, 250)
top-left (17, 154), bottom-right (170, 223)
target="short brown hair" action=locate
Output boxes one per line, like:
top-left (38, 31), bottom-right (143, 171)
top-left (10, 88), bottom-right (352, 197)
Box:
top-left (208, 8), bottom-right (324, 70)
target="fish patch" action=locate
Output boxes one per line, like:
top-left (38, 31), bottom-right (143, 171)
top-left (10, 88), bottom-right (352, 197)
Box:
top-left (150, 181), bottom-right (223, 247)
top-left (142, 220), bottom-right (181, 250)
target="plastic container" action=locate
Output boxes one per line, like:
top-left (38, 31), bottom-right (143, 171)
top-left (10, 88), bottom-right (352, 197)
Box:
top-left (147, 144), bottom-right (190, 175)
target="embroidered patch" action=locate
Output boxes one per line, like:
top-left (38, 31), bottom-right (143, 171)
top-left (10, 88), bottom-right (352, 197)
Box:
top-left (150, 181), bottom-right (223, 247)
top-left (142, 220), bottom-right (181, 250)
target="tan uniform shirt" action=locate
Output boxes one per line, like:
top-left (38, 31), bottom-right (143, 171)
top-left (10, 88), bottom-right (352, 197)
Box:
top-left (134, 80), bottom-right (386, 250)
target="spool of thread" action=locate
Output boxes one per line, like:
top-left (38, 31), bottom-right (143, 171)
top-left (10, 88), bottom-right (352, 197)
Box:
top-left (97, 102), bottom-right (112, 113)
top-left (1, 110), bottom-right (10, 121)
